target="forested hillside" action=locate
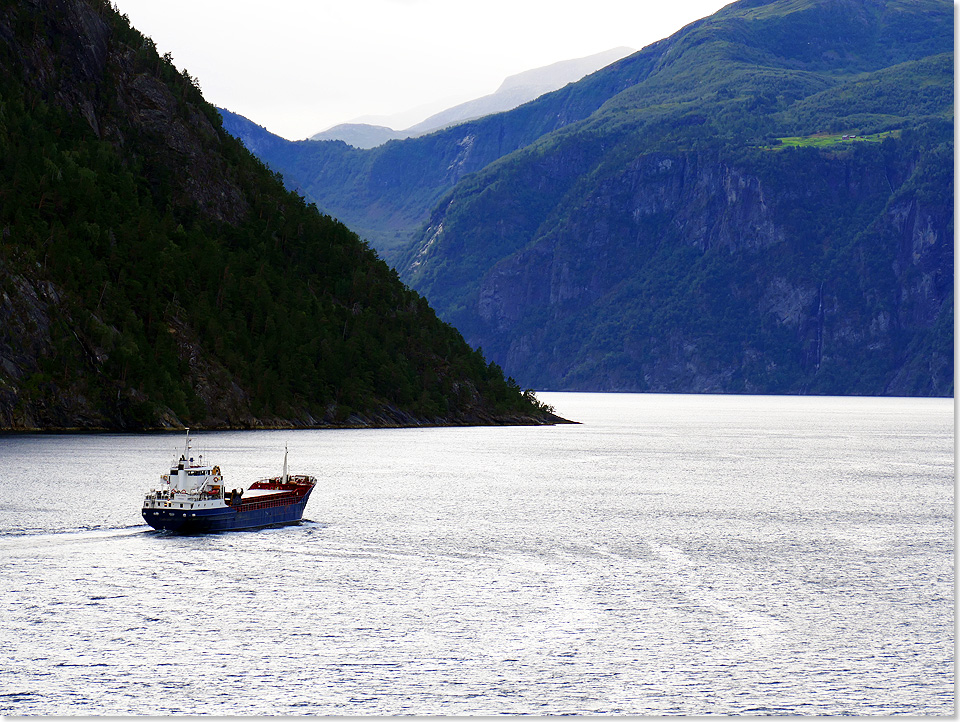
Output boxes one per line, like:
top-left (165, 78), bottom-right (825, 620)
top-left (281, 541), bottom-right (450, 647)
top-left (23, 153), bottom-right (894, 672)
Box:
top-left (0, 0), bottom-right (558, 430)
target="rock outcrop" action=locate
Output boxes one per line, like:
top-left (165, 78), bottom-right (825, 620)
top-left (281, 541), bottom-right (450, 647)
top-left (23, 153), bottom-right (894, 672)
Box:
top-left (413, 139), bottom-right (952, 395)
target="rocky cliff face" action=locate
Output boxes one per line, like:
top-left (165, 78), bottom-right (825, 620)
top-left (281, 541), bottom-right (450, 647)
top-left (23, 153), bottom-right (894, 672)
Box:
top-left (425, 139), bottom-right (952, 395)
top-left (0, 268), bottom-right (255, 429)
top-left (4, 0), bottom-right (247, 225)
top-left (0, 271), bottom-right (98, 429)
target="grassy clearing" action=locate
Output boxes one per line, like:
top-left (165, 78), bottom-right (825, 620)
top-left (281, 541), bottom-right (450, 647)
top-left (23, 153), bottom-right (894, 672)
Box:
top-left (767, 130), bottom-right (901, 149)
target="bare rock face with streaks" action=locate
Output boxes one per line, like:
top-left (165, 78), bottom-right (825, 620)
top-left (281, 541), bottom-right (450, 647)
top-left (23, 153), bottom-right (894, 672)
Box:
top-left (422, 139), bottom-right (952, 395)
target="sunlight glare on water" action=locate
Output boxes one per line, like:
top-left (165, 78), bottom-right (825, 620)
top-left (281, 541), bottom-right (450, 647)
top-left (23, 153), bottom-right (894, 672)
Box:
top-left (0, 393), bottom-right (953, 715)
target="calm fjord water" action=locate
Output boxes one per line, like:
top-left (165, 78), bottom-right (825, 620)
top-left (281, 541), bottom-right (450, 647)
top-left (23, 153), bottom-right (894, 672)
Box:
top-left (0, 393), bottom-right (953, 715)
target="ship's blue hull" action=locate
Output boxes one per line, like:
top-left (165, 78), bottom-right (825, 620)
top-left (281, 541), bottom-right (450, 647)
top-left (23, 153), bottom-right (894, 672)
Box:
top-left (142, 491), bottom-right (313, 533)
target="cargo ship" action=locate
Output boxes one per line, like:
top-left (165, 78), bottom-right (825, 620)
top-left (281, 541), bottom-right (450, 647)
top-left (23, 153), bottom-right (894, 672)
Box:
top-left (142, 431), bottom-right (316, 533)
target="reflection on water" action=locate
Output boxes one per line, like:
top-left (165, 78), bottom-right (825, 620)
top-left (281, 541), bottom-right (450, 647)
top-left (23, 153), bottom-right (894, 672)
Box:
top-left (0, 393), bottom-right (953, 715)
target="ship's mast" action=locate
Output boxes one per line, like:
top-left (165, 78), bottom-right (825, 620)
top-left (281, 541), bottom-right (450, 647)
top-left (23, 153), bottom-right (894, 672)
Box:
top-left (282, 445), bottom-right (289, 484)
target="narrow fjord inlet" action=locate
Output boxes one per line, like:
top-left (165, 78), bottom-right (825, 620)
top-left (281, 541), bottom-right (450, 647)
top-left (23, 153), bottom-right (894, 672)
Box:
top-left (0, 0), bottom-right (953, 716)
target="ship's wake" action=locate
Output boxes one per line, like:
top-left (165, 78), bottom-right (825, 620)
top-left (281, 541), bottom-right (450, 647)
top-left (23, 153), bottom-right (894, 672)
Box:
top-left (0, 524), bottom-right (150, 548)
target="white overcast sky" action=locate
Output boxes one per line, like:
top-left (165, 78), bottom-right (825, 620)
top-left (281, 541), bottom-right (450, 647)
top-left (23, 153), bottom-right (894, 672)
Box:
top-left (113, 0), bottom-right (732, 140)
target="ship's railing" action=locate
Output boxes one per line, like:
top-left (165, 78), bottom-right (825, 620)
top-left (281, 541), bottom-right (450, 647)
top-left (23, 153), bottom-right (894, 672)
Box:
top-left (147, 489), bottom-right (222, 501)
top-left (235, 492), bottom-right (308, 512)
top-left (251, 474), bottom-right (316, 488)
top-left (254, 473), bottom-right (315, 482)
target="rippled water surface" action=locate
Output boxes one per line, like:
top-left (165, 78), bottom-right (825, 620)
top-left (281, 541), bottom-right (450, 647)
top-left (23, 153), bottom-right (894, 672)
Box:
top-left (0, 394), bottom-right (953, 715)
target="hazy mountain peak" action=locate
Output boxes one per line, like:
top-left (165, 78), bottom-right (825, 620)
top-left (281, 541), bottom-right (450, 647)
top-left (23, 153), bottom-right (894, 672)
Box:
top-left (495, 47), bottom-right (635, 93)
top-left (309, 47), bottom-right (635, 148)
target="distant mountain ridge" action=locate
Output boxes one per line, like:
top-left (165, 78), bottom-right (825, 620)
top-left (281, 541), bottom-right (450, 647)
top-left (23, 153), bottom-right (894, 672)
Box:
top-left (223, 0), bottom-right (953, 398)
top-left (308, 47), bottom-right (634, 148)
top-left (308, 122), bottom-right (403, 150)
top-left (218, 45), bottom-right (654, 258)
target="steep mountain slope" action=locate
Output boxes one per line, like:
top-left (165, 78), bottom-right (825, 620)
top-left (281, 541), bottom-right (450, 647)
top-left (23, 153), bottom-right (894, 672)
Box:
top-left (397, 0), bottom-right (953, 396)
top-left (219, 47), bottom-right (664, 260)
top-left (0, 0), bottom-right (558, 430)
top-left (307, 48), bottom-right (634, 149)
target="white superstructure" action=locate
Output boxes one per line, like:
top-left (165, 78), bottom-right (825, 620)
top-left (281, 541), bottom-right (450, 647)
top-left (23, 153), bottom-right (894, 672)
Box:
top-left (142, 429), bottom-right (238, 513)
